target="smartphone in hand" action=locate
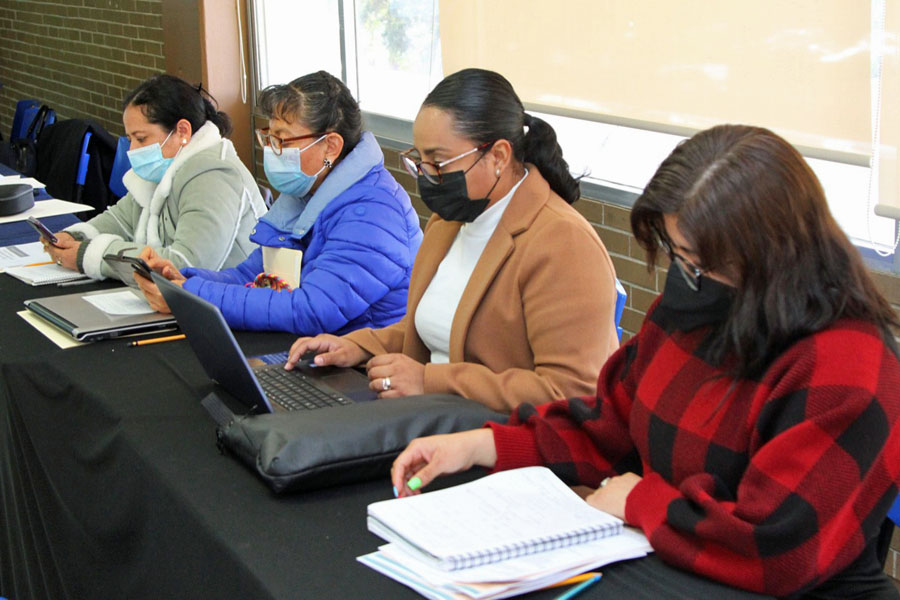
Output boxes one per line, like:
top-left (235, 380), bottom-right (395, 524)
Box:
top-left (26, 216), bottom-right (60, 247)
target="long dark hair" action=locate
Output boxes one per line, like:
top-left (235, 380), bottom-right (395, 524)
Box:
top-left (632, 124), bottom-right (899, 377)
top-left (422, 68), bottom-right (580, 204)
top-left (123, 74), bottom-right (232, 137)
top-left (258, 70), bottom-right (362, 160)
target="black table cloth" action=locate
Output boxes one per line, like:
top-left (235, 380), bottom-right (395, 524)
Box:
top-left (0, 275), bottom-right (772, 600)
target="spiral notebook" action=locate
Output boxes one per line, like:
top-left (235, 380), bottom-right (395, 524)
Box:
top-left (366, 466), bottom-right (623, 571)
top-left (6, 263), bottom-right (89, 285)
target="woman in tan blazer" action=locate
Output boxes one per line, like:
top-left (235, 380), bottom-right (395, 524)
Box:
top-left (285, 69), bottom-right (618, 412)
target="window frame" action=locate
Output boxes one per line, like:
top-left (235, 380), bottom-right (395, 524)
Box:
top-left (246, 0), bottom-right (900, 276)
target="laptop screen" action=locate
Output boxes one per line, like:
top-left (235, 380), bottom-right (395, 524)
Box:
top-left (151, 272), bottom-right (275, 413)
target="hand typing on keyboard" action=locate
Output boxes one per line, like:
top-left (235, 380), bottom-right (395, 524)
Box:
top-left (285, 334), bottom-right (372, 370)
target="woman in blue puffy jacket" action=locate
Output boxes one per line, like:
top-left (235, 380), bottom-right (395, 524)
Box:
top-left (135, 71), bottom-right (423, 335)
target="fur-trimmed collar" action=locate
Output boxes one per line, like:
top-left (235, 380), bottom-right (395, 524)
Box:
top-left (121, 122), bottom-right (226, 246)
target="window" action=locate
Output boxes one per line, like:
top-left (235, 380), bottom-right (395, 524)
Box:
top-left (535, 110), bottom-right (898, 254)
top-left (251, 0), bottom-right (900, 266)
top-left (252, 0), bottom-right (441, 121)
top-left (253, 1), bottom-right (343, 89)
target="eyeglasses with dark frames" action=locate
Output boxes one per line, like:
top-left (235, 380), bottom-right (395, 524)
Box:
top-left (656, 232), bottom-right (705, 291)
top-left (255, 128), bottom-right (326, 156)
top-left (400, 141), bottom-right (495, 185)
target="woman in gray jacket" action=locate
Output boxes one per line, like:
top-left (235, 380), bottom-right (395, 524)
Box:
top-left (45, 74), bottom-right (266, 280)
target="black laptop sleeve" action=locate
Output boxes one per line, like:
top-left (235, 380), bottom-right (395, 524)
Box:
top-left (204, 393), bottom-right (505, 493)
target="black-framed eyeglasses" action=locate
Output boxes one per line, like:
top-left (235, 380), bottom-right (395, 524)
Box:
top-left (255, 128), bottom-right (326, 156)
top-left (400, 141), bottom-right (494, 185)
top-left (656, 233), bottom-right (705, 292)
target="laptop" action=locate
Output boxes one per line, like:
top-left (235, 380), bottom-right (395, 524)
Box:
top-left (150, 271), bottom-right (376, 413)
top-left (24, 287), bottom-right (177, 342)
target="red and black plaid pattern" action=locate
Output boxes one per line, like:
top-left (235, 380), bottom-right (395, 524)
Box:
top-left (489, 302), bottom-right (900, 597)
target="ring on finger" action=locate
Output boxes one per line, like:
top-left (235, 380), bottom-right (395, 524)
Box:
top-left (382, 376), bottom-right (391, 391)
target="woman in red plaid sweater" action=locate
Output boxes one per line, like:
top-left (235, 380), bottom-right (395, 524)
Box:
top-left (391, 125), bottom-right (900, 598)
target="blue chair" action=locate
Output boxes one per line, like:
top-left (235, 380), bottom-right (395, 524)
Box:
top-left (614, 278), bottom-right (627, 341)
top-left (74, 132), bottom-right (92, 204)
top-left (10, 99), bottom-right (39, 141)
top-left (108, 135), bottom-right (130, 198)
top-left (11, 100), bottom-right (55, 142)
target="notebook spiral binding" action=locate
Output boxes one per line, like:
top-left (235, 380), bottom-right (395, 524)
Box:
top-left (446, 521), bottom-right (621, 570)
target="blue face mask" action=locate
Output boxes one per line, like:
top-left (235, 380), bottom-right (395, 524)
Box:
top-left (127, 131), bottom-right (178, 183)
top-left (263, 135), bottom-right (328, 197)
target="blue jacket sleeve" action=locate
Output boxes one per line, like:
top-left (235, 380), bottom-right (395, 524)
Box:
top-left (182, 192), bottom-right (414, 335)
top-left (182, 247), bottom-right (263, 285)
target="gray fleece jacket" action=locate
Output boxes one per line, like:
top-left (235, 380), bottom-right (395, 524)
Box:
top-left (66, 122), bottom-right (267, 280)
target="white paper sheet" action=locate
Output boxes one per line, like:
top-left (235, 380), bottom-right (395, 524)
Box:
top-left (0, 241), bottom-right (48, 272)
top-left (262, 246), bottom-right (303, 288)
top-left (0, 175), bottom-right (46, 188)
top-left (82, 290), bottom-right (155, 315)
top-left (0, 198), bottom-right (94, 224)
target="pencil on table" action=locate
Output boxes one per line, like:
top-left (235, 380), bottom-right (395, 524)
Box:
top-left (127, 334), bottom-right (186, 347)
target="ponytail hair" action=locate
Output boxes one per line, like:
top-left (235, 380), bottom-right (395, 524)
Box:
top-left (123, 73), bottom-right (233, 137)
top-left (423, 68), bottom-right (580, 203)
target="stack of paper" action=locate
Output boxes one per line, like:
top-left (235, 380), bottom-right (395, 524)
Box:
top-left (358, 467), bottom-right (652, 599)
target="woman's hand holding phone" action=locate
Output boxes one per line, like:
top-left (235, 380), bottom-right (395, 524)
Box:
top-left (132, 246), bottom-right (186, 313)
top-left (41, 230), bottom-right (81, 271)
top-left (29, 216), bottom-right (81, 270)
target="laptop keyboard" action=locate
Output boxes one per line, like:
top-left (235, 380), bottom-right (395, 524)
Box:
top-left (255, 366), bottom-right (355, 411)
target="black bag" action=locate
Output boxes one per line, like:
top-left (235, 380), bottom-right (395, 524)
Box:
top-left (12, 138), bottom-right (38, 176)
top-left (205, 393), bottom-right (505, 493)
top-left (7, 105), bottom-right (55, 176)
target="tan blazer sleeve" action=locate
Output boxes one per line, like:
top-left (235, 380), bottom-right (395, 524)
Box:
top-left (342, 318), bottom-right (408, 356)
top-left (422, 214), bottom-right (619, 411)
top-left (342, 214), bottom-right (452, 363)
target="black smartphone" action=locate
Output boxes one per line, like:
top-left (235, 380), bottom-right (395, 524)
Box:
top-left (26, 216), bottom-right (60, 247)
top-left (103, 253), bottom-right (153, 280)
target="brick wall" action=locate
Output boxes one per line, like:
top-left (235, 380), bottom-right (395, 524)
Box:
top-left (0, 0), bottom-right (165, 139)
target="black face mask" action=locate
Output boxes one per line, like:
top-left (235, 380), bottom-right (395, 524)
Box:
top-left (657, 262), bottom-right (735, 331)
top-left (418, 169), bottom-right (501, 223)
